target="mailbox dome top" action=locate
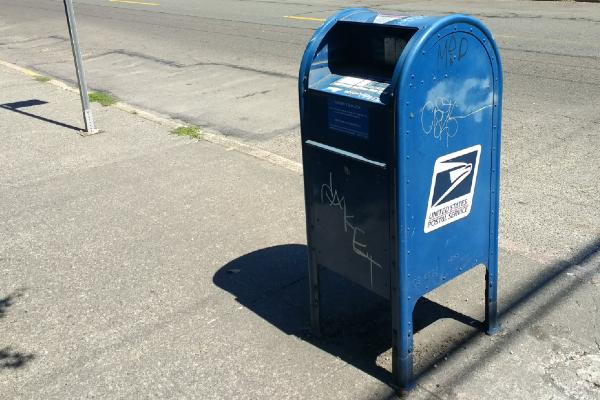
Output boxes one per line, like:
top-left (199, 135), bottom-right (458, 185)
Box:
top-left (299, 9), bottom-right (501, 108)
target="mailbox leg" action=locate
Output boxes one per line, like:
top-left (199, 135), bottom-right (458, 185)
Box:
top-left (392, 300), bottom-right (415, 392)
top-left (308, 250), bottom-right (321, 336)
top-left (485, 263), bottom-right (499, 335)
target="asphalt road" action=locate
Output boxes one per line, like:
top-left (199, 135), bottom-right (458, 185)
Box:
top-left (0, 0), bottom-right (599, 162)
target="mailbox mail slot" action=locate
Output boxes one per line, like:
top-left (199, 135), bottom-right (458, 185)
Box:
top-left (299, 9), bottom-right (502, 391)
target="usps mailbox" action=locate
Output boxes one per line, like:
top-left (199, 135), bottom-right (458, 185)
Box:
top-left (299, 9), bottom-right (502, 390)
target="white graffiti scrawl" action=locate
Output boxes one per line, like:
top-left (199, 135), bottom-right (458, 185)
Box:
top-left (321, 173), bottom-right (382, 288)
top-left (420, 78), bottom-right (493, 146)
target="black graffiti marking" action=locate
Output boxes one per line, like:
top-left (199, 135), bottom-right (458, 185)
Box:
top-left (438, 34), bottom-right (469, 69)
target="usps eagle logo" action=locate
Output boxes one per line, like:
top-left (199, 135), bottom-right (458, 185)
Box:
top-left (424, 145), bottom-right (481, 233)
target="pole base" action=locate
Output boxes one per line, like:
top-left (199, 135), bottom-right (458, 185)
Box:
top-left (79, 128), bottom-right (102, 136)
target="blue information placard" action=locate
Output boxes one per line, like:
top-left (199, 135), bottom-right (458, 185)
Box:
top-left (328, 99), bottom-right (369, 138)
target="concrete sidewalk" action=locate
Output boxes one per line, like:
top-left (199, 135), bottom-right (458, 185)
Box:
top-left (1, 64), bottom-right (599, 399)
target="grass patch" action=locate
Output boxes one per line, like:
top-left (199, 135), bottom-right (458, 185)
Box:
top-left (171, 125), bottom-right (202, 139)
top-left (88, 91), bottom-right (117, 107)
top-left (34, 75), bottom-right (51, 83)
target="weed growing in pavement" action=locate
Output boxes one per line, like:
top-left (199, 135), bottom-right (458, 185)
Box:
top-left (89, 91), bottom-right (117, 107)
top-left (171, 126), bottom-right (203, 139)
top-left (34, 75), bottom-right (51, 83)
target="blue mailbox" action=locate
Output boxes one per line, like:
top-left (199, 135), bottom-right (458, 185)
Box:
top-left (299, 9), bottom-right (502, 390)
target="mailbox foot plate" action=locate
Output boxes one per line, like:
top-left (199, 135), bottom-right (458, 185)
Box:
top-left (398, 383), bottom-right (416, 397)
top-left (485, 324), bottom-right (501, 336)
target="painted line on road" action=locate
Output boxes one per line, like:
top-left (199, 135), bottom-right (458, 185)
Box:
top-left (283, 15), bottom-right (325, 22)
top-left (0, 60), bottom-right (42, 78)
top-left (109, 0), bottom-right (160, 6)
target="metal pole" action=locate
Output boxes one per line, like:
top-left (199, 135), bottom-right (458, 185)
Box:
top-left (63, 0), bottom-right (98, 134)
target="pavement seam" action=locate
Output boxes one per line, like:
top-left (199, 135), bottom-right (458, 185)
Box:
top-left (0, 59), bottom-right (303, 175)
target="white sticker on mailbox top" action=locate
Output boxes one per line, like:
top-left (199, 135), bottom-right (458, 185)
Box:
top-left (373, 14), bottom-right (408, 24)
top-left (424, 145), bottom-right (481, 233)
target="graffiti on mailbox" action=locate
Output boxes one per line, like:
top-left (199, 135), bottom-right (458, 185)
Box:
top-left (437, 34), bottom-right (469, 69)
top-left (321, 172), bottom-right (382, 287)
top-left (420, 78), bottom-right (493, 146)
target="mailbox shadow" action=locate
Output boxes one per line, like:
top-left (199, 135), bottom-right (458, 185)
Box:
top-left (0, 99), bottom-right (82, 131)
top-left (213, 244), bottom-right (479, 385)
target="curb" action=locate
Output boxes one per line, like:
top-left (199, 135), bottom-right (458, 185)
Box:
top-left (0, 59), bottom-right (303, 175)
